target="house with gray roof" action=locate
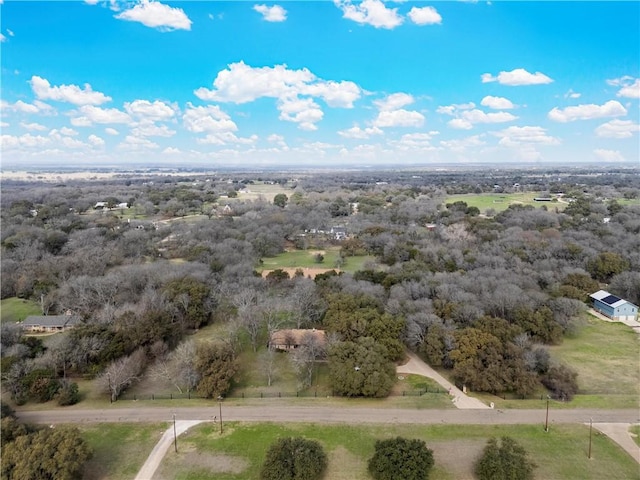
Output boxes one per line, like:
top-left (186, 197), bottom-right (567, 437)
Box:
top-left (21, 313), bottom-right (81, 333)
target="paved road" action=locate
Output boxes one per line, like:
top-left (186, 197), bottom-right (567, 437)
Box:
top-left (397, 352), bottom-right (489, 409)
top-left (16, 405), bottom-right (639, 426)
top-left (593, 423), bottom-right (640, 463)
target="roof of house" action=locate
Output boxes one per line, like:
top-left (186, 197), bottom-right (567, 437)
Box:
top-left (590, 290), bottom-right (637, 308)
top-left (270, 329), bottom-right (326, 346)
top-left (22, 315), bottom-right (81, 328)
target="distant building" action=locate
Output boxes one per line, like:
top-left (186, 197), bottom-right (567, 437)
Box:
top-left (590, 290), bottom-right (638, 321)
top-left (21, 312), bottom-right (81, 333)
top-left (269, 329), bottom-right (326, 351)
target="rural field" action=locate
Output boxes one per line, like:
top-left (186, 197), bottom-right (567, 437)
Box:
top-left (78, 422), bottom-right (638, 480)
top-left (445, 192), bottom-right (563, 213)
top-left (0, 297), bottom-right (41, 324)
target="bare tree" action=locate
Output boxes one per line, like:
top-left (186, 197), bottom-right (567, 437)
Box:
top-left (98, 348), bottom-right (146, 402)
top-left (150, 340), bottom-right (199, 394)
top-left (290, 331), bottom-right (326, 389)
top-left (258, 347), bottom-right (279, 387)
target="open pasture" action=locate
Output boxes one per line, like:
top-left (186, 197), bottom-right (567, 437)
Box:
top-left (446, 192), bottom-right (562, 213)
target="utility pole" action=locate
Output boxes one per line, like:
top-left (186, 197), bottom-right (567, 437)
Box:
top-left (588, 418), bottom-right (593, 459)
top-left (218, 396), bottom-right (223, 435)
top-left (544, 395), bottom-right (550, 432)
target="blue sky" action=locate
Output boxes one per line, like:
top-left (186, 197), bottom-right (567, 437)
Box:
top-left (1, 1), bottom-right (639, 168)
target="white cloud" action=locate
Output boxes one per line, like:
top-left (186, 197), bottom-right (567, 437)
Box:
top-left (118, 135), bottom-right (160, 150)
top-left (607, 77), bottom-right (640, 99)
top-left (278, 97), bottom-right (324, 130)
top-left (448, 118), bottom-right (472, 130)
top-left (460, 109), bottom-right (517, 125)
top-left (548, 100), bottom-right (627, 122)
top-left (124, 99), bottom-right (177, 121)
top-left (4, 99), bottom-right (54, 115)
top-left (392, 132), bottom-right (439, 150)
top-left (594, 148), bottom-right (625, 162)
top-left (436, 102), bottom-right (475, 115)
top-left (84, 0), bottom-right (100, 4)
top-left (338, 125), bottom-right (383, 139)
top-left (0, 33), bottom-right (6, 43)
top-left (492, 125), bottom-right (560, 147)
top-left (440, 135), bottom-right (485, 153)
top-left (408, 6), bottom-right (442, 25)
top-left (88, 134), bottom-right (105, 147)
top-left (182, 103), bottom-right (237, 133)
top-left (163, 147), bottom-right (181, 154)
top-left (595, 119), bottom-right (640, 139)
top-left (197, 132), bottom-right (257, 145)
top-left (30, 76), bottom-right (111, 106)
top-left (6, 29), bottom-right (14, 37)
top-left (335, 0), bottom-right (403, 29)
top-left (481, 68), bottom-right (553, 86)
top-left (71, 105), bottom-right (132, 125)
top-left (105, 127), bottom-right (119, 135)
top-left (195, 62), bottom-right (315, 103)
top-left (19, 122), bottom-right (47, 131)
top-left (374, 92), bottom-right (414, 111)
top-left (303, 80), bottom-right (360, 108)
top-left (0, 122), bottom-right (9, 128)
top-left (59, 127), bottom-right (78, 136)
top-left (115, 0), bottom-right (192, 31)
top-left (480, 96), bottom-right (514, 110)
top-left (131, 123), bottom-right (176, 137)
top-left (1, 133), bottom-right (50, 149)
top-left (564, 89), bottom-right (581, 99)
top-left (373, 109), bottom-right (424, 128)
top-left (253, 4), bottom-right (287, 22)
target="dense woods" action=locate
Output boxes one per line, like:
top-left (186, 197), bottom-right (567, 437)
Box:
top-left (1, 167), bottom-right (639, 403)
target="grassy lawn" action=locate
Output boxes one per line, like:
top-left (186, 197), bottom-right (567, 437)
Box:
top-left (1, 297), bottom-right (41, 323)
top-left (81, 422), bottom-right (167, 480)
top-left (260, 248), bottom-right (376, 273)
top-left (154, 422), bottom-right (639, 480)
top-left (630, 425), bottom-right (640, 447)
top-left (446, 192), bottom-right (563, 213)
top-left (548, 316), bottom-right (639, 408)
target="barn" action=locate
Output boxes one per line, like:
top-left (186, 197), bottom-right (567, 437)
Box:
top-left (589, 290), bottom-right (638, 322)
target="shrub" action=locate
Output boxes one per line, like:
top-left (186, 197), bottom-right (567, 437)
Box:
top-left (368, 436), bottom-right (434, 480)
top-left (57, 381), bottom-right (81, 406)
top-left (475, 436), bottom-right (535, 480)
top-left (260, 437), bottom-right (327, 480)
top-left (541, 363), bottom-right (579, 401)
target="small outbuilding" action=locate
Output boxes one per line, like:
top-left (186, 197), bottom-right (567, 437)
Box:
top-left (589, 290), bottom-right (638, 322)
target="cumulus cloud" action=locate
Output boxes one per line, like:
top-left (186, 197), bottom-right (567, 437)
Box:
top-left (59, 127), bottom-right (78, 136)
top-left (115, 0), bottom-right (192, 31)
top-left (548, 100), bottom-right (627, 122)
top-left (338, 125), bottom-right (383, 139)
top-left (334, 0), bottom-right (403, 29)
top-left (1, 133), bottom-right (50, 149)
top-left (480, 96), bottom-right (514, 110)
top-left (594, 148), bottom-right (625, 162)
top-left (440, 102), bottom-right (517, 129)
top-left (492, 125), bottom-right (560, 147)
top-left (195, 62), bottom-right (361, 130)
top-left (105, 127), bottom-right (119, 135)
top-left (19, 122), bottom-right (47, 131)
top-left (373, 109), bottom-right (424, 128)
top-left (595, 119), bottom-right (640, 139)
top-left (278, 97), bottom-right (323, 130)
top-left (374, 92), bottom-right (414, 111)
top-left (131, 123), bottom-right (176, 137)
top-left (440, 135), bottom-right (486, 153)
top-left (182, 103), bottom-right (237, 133)
top-left (481, 68), bottom-right (553, 86)
top-left (392, 132), bottom-right (439, 150)
top-left (88, 134), bottom-right (105, 147)
top-left (71, 105), bottom-right (132, 126)
top-left (124, 99), bottom-right (177, 121)
top-left (162, 146), bottom-right (181, 154)
top-left (4, 100), bottom-right (55, 115)
top-left (606, 77), bottom-right (640, 99)
top-left (253, 4), bottom-right (287, 22)
top-left (564, 89), bottom-right (581, 99)
top-left (408, 6), bottom-right (442, 25)
top-left (30, 76), bottom-right (111, 106)
top-left (118, 135), bottom-right (160, 150)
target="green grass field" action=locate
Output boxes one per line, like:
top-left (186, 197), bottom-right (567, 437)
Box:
top-left (548, 316), bottom-right (639, 408)
top-left (630, 425), bottom-right (640, 447)
top-left (446, 192), bottom-right (563, 214)
top-left (260, 248), bottom-right (376, 273)
top-left (0, 297), bottom-right (41, 323)
top-left (81, 423), bottom-right (166, 480)
top-left (150, 422), bottom-right (638, 480)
